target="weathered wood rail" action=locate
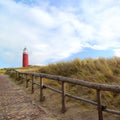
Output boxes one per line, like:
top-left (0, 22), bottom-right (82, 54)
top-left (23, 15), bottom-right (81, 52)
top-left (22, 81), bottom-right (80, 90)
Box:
top-left (11, 70), bottom-right (120, 120)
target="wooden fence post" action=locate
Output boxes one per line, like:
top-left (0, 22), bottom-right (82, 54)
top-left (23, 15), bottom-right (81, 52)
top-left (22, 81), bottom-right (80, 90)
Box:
top-left (18, 73), bottom-right (20, 80)
top-left (26, 74), bottom-right (28, 88)
top-left (97, 89), bottom-right (103, 120)
top-left (40, 77), bottom-right (44, 101)
top-left (61, 81), bottom-right (66, 113)
top-left (31, 74), bottom-right (34, 94)
top-left (16, 71), bottom-right (17, 78)
top-left (22, 73), bottom-right (24, 79)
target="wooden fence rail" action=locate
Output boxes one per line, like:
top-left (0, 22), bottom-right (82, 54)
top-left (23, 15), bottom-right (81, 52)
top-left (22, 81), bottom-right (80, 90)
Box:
top-left (11, 70), bottom-right (120, 120)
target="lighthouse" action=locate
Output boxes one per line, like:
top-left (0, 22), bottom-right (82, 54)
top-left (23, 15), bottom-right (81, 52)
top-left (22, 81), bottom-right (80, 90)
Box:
top-left (23, 48), bottom-right (28, 67)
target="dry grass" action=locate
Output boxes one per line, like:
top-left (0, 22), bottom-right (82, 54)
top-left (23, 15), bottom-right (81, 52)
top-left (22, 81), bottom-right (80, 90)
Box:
top-left (39, 57), bottom-right (120, 84)
top-left (0, 68), bottom-right (8, 74)
top-left (16, 65), bottom-right (41, 72)
top-left (8, 57), bottom-right (120, 120)
top-left (38, 57), bottom-right (120, 113)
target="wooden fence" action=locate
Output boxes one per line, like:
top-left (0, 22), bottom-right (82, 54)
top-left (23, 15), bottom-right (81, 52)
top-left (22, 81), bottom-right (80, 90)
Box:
top-left (11, 70), bottom-right (120, 120)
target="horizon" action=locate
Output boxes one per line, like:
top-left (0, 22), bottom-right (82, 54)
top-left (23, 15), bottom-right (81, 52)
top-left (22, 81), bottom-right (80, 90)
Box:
top-left (0, 0), bottom-right (120, 68)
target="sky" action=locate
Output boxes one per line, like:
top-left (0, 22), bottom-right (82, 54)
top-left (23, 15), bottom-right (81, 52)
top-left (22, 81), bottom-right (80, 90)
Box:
top-left (0, 0), bottom-right (120, 68)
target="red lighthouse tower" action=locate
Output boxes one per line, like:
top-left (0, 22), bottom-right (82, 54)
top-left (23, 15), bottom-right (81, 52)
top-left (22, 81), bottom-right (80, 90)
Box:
top-left (23, 48), bottom-right (28, 67)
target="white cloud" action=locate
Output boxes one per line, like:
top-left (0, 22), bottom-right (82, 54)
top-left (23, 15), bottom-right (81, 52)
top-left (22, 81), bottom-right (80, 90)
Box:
top-left (0, 0), bottom-right (120, 67)
top-left (114, 49), bottom-right (120, 57)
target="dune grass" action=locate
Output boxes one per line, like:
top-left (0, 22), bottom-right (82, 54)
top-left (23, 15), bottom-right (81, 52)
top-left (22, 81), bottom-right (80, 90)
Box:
top-left (9, 57), bottom-right (120, 116)
top-left (38, 57), bottom-right (120, 111)
top-left (39, 57), bottom-right (120, 84)
top-left (0, 68), bottom-right (7, 74)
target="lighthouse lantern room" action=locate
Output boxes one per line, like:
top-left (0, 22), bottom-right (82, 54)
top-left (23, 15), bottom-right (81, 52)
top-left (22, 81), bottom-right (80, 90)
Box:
top-left (23, 48), bottom-right (28, 67)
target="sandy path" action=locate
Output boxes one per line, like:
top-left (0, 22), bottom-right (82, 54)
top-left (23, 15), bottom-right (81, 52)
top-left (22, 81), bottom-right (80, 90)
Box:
top-left (0, 75), bottom-right (55, 120)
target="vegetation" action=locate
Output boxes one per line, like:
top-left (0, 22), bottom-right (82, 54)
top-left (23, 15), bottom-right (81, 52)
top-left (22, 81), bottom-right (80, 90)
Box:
top-left (0, 68), bottom-right (8, 74)
top-left (38, 57), bottom-right (120, 110)
top-left (16, 65), bottom-right (41, 72)
top-left (8, 57), bottom-right (120, 119)
top-left (39, 57), bottom-right (120, 85)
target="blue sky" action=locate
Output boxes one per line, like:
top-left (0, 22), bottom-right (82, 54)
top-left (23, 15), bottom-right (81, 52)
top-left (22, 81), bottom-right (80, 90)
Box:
top-left (0, 0), bottom-right (120, 68)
